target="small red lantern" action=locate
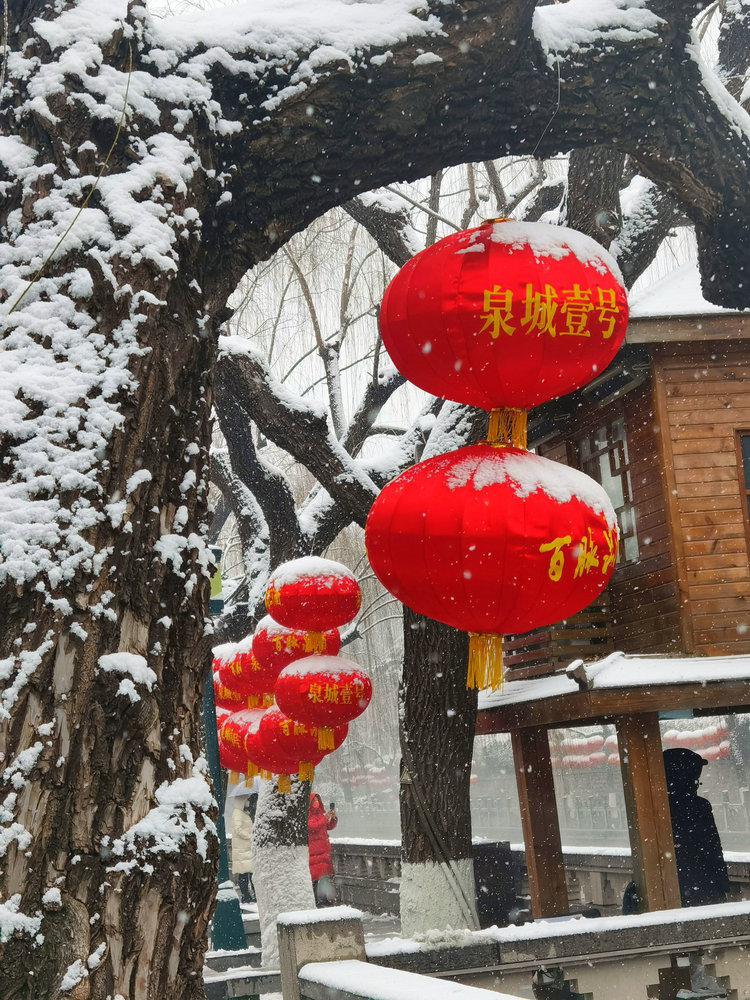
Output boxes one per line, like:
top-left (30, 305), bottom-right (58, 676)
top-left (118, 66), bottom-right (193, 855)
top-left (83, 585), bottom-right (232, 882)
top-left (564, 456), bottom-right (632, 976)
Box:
top-left (365, 443), bottom-right (618, 688)
top-left (265, 557), bottom-right (361, 632)
top-left (214, 675), bottom-right (247, 712)
top-left (219, 709), bottom-right (264, 781)
top-left (275, 655), bottom-right (372, 750)
top-left (252, 616), bottom-right (341, 669)
top-left (216, 655), bottom-right (275, 708)
top-left (258, 707), bottom-right (347, 782)
top-left (379, 219), bottom-right (627, 411)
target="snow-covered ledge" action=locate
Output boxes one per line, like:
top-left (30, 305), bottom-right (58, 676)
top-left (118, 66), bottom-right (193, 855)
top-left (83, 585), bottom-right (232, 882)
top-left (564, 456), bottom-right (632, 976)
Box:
top-left (299, 959), bottom-right (524, 1000)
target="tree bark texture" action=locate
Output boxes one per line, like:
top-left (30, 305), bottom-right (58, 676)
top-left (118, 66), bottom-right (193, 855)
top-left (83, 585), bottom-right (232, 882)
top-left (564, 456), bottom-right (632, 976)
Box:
top-left (3, 1), bottom-right (750, 996)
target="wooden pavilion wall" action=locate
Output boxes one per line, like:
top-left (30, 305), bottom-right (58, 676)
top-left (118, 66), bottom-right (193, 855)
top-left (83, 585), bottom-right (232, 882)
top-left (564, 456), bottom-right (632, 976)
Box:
top-left (652, 341), bottom-right (750, 656)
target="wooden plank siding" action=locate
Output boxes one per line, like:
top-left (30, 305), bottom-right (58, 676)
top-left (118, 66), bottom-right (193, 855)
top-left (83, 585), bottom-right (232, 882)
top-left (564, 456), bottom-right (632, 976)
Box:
top-left (652, 342), bottom-right (750, 656)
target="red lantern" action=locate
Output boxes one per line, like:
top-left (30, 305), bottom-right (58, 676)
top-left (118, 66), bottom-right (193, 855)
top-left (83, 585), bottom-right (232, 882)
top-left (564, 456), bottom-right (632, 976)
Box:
top-left (365, 443), bottom-right (618, 687)
top-left (265, 557), bottom-right (361, 632)
top-left (214, 675), bottom-right (247, 712)
top-left (379, 219), bottom-right (627, 411)
top-left (258, 708), bottom-right (347, 781)
top-left (216, 655), bottom-right (276, 708)
top-left (219, 709), bottom-right (264, 780)
top-left (252, 616), bottom-right (341, 670)
top-left (275, 656), bottom-right (372, 750)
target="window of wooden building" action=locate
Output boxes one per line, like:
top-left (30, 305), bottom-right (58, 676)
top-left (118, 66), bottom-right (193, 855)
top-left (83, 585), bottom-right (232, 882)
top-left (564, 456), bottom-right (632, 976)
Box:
top-left (736, 431), bottom-right (750, 532)
top-left (573, 416), bottom-right (638, 564)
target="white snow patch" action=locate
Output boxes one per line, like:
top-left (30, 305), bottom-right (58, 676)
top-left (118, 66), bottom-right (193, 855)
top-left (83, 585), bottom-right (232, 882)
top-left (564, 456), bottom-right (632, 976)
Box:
top-left (533, 0), bottom-right (663, 68)
top-left (97, 652), bottom-right (157, 691)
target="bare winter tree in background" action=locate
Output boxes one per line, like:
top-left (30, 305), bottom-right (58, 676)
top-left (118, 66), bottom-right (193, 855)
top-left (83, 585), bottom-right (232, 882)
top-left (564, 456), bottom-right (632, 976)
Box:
top-left (2, 0), bottom-right (750, 995)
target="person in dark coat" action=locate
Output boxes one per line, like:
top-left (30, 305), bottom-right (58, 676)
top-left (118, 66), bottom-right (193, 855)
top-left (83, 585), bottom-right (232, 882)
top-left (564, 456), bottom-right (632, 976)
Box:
top-left (308, 793), bottom-right (337, 906)
top-left (663, 747), bottom-right (729, 907)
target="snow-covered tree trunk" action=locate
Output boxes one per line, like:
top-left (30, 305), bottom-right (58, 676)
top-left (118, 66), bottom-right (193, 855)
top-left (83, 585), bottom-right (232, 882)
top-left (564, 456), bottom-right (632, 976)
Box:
top-left (252, 778), bottom-right (314, 968)
top-left (399, 608), bottom-right (479, 936)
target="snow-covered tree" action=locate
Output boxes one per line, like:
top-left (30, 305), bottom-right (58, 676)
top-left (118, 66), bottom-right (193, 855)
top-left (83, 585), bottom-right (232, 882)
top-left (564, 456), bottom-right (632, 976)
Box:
top-left (2, 0), bottom-right (750, 995)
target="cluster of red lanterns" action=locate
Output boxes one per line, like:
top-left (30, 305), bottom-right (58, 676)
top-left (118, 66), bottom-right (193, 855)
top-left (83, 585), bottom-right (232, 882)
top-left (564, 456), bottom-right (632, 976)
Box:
top-left (366, 219), bottom-right (628, 689)
top-left (214, 557), bottom-right (372, 791)
top-left (663, 723), bottom-right (731, 762)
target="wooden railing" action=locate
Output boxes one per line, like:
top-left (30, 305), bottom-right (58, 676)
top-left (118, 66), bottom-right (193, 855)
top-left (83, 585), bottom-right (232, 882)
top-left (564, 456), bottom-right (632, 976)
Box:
top-left (503, 594), bottom-right (614, 681)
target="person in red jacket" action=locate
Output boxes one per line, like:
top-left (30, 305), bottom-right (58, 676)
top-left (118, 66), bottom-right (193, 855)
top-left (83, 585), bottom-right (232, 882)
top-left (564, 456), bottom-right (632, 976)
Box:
top-left (308, 792), bottom-right (337, 906)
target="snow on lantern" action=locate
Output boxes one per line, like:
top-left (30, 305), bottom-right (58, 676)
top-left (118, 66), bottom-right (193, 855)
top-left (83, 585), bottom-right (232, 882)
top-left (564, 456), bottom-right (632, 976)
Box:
top-left (275, 655), bottom-right (372, 750)
top-left (379, 219), bottom-right (627, 415)
top-left (264, 558), bottom-right (361, 646)
top-left (259, 707), bottom-right (347, 782)
top-left (252, 616), bottom-right (341, 677)
top-left (365, 442), bottom-right (618, 689)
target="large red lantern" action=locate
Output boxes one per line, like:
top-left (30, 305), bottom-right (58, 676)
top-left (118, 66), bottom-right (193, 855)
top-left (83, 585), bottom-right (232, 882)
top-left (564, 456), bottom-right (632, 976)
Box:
top-left (379, 219), bottom-right (627, 411)
top-left (252, 616), bottom-right (341, 670)
top-left (275, 656), bottom-right (372, 749)
top-left (265, 557), bottom-right (361, 632)
top-left (365, 443), bottom-right (618, 688)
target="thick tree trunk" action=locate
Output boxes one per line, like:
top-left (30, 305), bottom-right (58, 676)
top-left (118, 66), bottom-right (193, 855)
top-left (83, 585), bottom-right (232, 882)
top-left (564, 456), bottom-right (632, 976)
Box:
top-left (399, 608), bottom-right (479, 936)
top-left (252, 777), bottom-right (314, 968)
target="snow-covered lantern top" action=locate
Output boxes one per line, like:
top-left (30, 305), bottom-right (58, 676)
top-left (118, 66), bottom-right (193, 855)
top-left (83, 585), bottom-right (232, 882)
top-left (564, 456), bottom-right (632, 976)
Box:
top-left (365, 443), bottom-right (619, 690)
top-left (379, 219), bottom-right (628, 412)
top-left (264, 557), bottom-right (361, 631)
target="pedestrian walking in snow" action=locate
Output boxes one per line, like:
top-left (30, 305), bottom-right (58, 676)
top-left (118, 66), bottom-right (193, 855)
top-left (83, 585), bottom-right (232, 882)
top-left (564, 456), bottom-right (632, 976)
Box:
top-left (231, 793), bottom-right (257, 904)
top-left (664, 747), bottom-right (729, 907)
top-left (308, 793), bottom-right (338, 906)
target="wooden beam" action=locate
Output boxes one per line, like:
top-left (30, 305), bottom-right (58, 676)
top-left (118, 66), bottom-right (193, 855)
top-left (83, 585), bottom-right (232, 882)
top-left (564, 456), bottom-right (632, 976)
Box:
top-left (616, 713), bottom-right (681, 912)
top-left (651, 359), bottom-right (695, 655)
top-left (476, 680), bottom-right (750, 733)
top-left (626, 314), bottom-right (750, 344)
top-left (511, 728), bottom-right (568, 919)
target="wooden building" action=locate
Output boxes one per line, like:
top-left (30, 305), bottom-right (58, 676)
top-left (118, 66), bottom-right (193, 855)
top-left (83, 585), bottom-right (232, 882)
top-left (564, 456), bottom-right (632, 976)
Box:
top-left (476, 264), bottom-right (750, 920)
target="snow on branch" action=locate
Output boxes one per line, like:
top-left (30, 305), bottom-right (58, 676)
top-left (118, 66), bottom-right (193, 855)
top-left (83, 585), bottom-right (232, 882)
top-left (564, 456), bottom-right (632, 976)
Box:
top-left (217, 337), bottom-right (379, 525)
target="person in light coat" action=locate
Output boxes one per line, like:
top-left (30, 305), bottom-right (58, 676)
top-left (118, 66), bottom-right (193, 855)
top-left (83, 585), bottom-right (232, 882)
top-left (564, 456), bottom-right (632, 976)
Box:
top-left (231, 794), bottom-right (256, 903)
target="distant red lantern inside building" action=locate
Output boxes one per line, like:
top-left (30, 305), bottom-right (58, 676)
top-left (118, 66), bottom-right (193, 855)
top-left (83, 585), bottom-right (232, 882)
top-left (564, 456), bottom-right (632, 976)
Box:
top-left (265, 557), bottom-right (361, 633)
top-left (275, 655), bottom-right (372, 750)
top-left (379, 219), bottom-right (628, 412)
top-left (365, 442), bottom-right (618, 688)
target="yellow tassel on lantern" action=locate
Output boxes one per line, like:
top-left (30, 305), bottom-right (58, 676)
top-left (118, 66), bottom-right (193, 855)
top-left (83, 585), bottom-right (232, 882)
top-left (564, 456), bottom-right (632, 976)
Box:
top-left (261, 769), bottom-right (272, 780)
top-left (303, 631), bottom-right (327, 653)
top-left (247, 695), bottom-right (259, 708)
top-left (229, 770), bottom-right (239, 785)
top-left (317, 727), bottom-right (335, 751)
top-left (263, 692), bottom-right (274, 707)
top-left (299, 761), bottom-right (315, 782)
top-left (277, 773), bottom-right (291, 794)
top-left (467, 633), bottom-right (504, 691)
top-left (246, 762), bottom-right (258, 779)
top-left (487, 407), bottom-right (527, 449)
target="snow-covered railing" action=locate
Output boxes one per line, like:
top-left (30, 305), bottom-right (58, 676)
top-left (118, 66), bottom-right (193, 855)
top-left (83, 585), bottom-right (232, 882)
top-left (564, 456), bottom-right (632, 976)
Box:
top-left (276, 907), bottom-right (525, 1000)
top-left (298, 959), bottom-right (524, 1000)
